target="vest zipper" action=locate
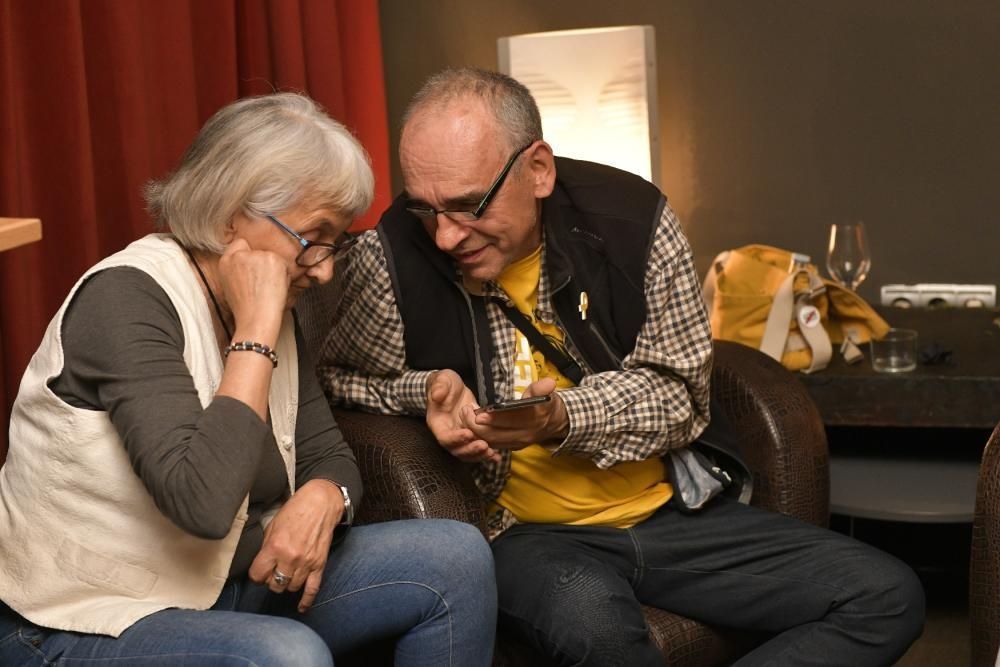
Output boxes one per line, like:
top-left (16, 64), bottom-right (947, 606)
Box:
top-left (587, 321), bottom-right (625, 369)
top-left (455, 282), bottom-right (490, 403)
top-left (550, 274), bottom-right (625, 373)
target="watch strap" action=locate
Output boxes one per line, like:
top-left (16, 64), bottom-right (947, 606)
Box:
top-left (336, 484), bottom-right (354, 525)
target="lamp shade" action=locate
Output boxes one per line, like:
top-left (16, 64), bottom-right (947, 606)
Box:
top-left (498, 26), bottom-right (659, 186)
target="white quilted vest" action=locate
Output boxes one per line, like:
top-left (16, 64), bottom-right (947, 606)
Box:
top-left (0, 234), bottom-right (298, 636)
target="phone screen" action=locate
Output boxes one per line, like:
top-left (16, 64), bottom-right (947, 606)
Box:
top-left (474, 395), bottom-right (552, 414)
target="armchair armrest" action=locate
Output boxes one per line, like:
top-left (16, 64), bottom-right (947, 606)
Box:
top-left (970, 423), bottom-right (1000, 667)
top-left (331, 341), bottom-right (828, 534)
top-left (710, 340), bottom-right (830, 527)
top-left (330, 408), bottom-right (487, 532)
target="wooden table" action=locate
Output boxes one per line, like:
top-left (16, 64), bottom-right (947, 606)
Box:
top-left (799, 306), bottom-right (1000, 523)
top-left (0, 218), bottom-right (42, 252)
top-left (800, 306), bottom-right (1000, 430)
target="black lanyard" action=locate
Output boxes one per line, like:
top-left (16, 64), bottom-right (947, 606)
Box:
top-left (492, 299), bottom-right (584, 385)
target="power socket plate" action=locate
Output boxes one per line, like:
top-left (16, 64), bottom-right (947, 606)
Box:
top-left (880, 283), bottom-right (997, 308)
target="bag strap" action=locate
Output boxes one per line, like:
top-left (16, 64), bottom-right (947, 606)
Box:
top-left (493, 299), bottom-right (585, 385)
top-left (700, 250), bottom-right (730, 308)
top-left (760, 270), bottom-right (832, 373)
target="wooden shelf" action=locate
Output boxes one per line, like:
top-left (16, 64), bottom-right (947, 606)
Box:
top-left (0, 217), bottom-right (42, 252)
top-left (830, 453), bottom-right (979, 523)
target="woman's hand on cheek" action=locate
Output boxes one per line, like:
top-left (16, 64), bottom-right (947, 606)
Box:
top-left (218, 239), bottom-right (289, 343)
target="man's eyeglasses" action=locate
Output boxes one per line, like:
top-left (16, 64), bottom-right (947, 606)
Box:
top-left (404, 142), bottom-right (534, 222)
top-left (266, 214), bottom-right (358, 267)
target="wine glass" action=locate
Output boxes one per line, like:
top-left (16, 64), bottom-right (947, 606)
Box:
top-left (826, 222), bottom-right (871, 291)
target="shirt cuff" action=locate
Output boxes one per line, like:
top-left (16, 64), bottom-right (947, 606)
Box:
top-left (549, 385), bottom-right (609, 456)
top-left (396, 369), bottom-right (435, 413)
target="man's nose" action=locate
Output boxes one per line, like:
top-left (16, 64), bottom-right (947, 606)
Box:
top-left (433, 213), bottom-right (471, 252)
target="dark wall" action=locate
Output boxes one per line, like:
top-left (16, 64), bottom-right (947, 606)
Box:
top-left (378, 0), bottom-right (999, 302)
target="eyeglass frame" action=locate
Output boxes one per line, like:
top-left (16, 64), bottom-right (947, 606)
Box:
top-left (265, 214), bottom-right (358, 267)
top-left (404, 141), bottom-right (535, 222)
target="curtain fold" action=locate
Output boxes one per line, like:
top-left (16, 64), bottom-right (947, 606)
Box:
top-left (0, 0), bottom-right (391, 459)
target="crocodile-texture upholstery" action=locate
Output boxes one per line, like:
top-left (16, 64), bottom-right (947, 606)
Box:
top-left (298, 279), bottom-right (830, 666)
top-left (711, 340), bottom-right (829, 527)
top-left (329, 408), bottom-right (487, 531)
top-left (970, 423), bottom-right (1000, 667)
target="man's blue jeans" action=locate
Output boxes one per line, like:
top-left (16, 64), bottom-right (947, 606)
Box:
top-left (492, 498), bottom-right (925, 666)
top-left (0, 519), bottom-right (496, 666)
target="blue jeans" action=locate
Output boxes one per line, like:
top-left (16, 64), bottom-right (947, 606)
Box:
top-left (492, 498), bottom-right (925, 666)
top-left (0, 519), bottom-right (496, 666)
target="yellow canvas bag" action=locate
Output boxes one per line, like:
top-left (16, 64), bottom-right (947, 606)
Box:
top-left (702, 244), bottom-right (890, 373)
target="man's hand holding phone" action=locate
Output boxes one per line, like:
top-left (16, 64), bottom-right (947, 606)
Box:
top-left (474, 394), bottom-right (552, 414)
top-left (425, 372), bottom-right (569, 462)
top-left (470, 379), bottom-right (569, 449)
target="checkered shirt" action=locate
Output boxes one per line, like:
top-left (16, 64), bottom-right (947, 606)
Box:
top-left (317, 200), bottom-right (713, 532)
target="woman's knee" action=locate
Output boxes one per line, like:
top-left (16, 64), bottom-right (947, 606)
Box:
top-left (358, 519), bottom-right (496, 616)
top-left (430, 520), bottom-right (494, 576)
top-left (235, 618), bottom-right (333, 667)
top-left (416, 520), bottom-right (496, 608)
top-left (393, 519), bottom-right (494, 581)
top-left (347, 520), bottom-right (497, 662)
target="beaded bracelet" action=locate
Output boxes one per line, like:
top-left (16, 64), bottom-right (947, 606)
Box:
top-left (224, 341), bottom-right (278, 368)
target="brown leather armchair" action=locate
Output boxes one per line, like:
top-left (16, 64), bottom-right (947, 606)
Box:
top-left (298, 281), bottom-right (830, 666)
top-left (970, 422), bottom-right (1000, 667)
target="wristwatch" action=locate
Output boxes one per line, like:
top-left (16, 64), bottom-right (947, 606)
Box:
top-left (337, 484), bottom-right (354, 525)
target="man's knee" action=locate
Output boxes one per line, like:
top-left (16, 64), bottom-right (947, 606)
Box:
top-left (843, 545), bottom-right (926, 647)
top-left (875, 554), bottom-right (926, 642)
top-left (494, 534), bottom-right (660, 666)
top-left (497, 565), bottom-right (660, 667)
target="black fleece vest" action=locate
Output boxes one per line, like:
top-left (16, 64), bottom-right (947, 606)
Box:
top-left (376, 157), bottom-right (664, 403)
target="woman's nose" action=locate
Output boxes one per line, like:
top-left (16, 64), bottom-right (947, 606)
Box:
top-left (306, 255), bottom-right (336, 284)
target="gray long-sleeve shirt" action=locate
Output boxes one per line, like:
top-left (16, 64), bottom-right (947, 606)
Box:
top-left (50, 266), bottom-right (360, 576)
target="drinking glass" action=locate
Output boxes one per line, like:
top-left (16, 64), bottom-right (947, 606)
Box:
top-left (870, 328), bottom-right (918, 373)
top-left (826, 222), bottom-right (871, 291)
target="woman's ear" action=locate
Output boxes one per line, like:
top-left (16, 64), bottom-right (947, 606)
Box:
top-left (526, 141), bottom-right (556, 199)
top-left (221, 214), bottom-right (242, 244)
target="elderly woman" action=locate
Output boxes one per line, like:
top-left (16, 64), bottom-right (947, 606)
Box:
top-left (0, 94), bottom-right (496, 665)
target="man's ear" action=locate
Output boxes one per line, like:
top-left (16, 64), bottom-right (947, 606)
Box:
top-left (526, 141), bottom-right (556, 199)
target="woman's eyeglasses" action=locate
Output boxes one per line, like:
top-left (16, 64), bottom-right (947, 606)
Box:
top-left (266, 214), bottom-right (358, 267)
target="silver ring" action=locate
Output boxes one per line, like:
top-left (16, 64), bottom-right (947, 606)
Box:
top-left (272, 569), bottom-right (291, 587)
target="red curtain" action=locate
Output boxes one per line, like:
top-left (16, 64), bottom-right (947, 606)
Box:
top-left (0, 0), bottom-right (392, 459)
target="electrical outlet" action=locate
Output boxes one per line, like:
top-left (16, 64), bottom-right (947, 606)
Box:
top-left (880, 283), bottom-right (997, 308)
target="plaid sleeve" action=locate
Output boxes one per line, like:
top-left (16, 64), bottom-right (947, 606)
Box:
top-left (554, 201), bottom-right (713, 468)
top-left (316, 231), bottom-right (431, 415)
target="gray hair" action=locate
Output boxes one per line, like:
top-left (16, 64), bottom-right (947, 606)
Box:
top-left (145, 93), bottom-right (374, 252)
top-left (402, 68), bottom-right (543, 152)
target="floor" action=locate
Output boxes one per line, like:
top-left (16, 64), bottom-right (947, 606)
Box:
top-left (830, 516), bottom-right (971, 666)
top-left (825, 425), bottom-right (984, 666)
top-left (897, 599), bottom-right (969, 666)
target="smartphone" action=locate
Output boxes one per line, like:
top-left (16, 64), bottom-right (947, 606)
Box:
top-left (474, 395), bottom-right (552, 415)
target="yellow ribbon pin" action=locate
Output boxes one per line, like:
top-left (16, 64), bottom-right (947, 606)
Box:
top-left (579, 291), bottom-right (589, 320)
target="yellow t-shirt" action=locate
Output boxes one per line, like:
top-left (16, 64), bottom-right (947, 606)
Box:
top-left (491, 247), bottom-right (672, 528)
